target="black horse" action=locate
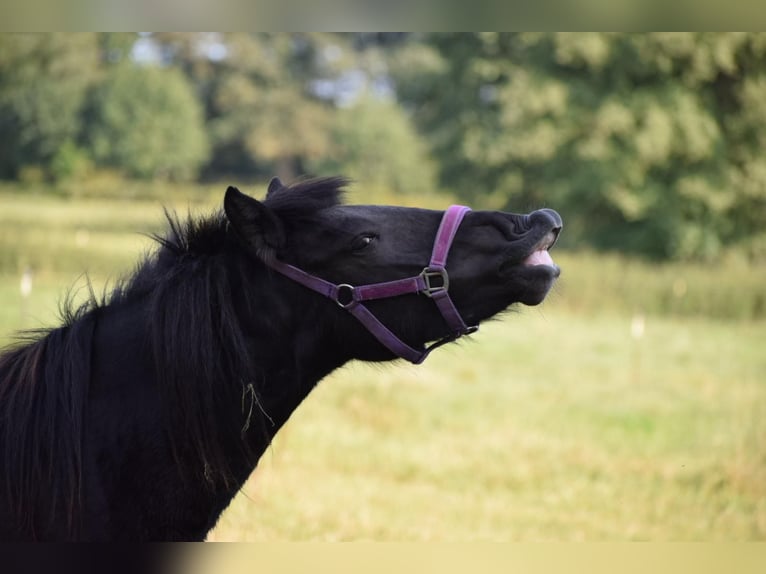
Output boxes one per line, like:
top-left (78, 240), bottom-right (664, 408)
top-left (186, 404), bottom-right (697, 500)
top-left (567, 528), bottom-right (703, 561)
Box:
top-left (0, 177), bottom-right (562, 541)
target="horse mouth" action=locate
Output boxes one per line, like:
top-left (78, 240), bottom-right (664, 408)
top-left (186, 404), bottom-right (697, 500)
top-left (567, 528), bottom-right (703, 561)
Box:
top-left (496, 208), bottom-right (562, 282)
top-left (522, 229), bottom-right (560, 271)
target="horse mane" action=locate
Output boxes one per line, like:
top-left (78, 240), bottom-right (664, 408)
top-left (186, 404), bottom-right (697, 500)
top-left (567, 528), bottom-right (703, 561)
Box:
top-left (122, 176), bottom-right (349, 486)
top-left (0, 295), bottom-right (97, 538)
top-left (0, 176), bottom-right (349, 538)
top-left (129, 209), bottom-right (263, 490)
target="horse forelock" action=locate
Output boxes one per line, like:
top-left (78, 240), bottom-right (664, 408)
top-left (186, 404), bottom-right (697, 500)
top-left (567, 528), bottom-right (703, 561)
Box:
top-left (263, 176), bottom-right (349, 218)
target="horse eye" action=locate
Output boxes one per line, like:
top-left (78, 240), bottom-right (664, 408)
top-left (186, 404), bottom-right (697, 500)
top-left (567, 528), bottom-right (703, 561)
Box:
top-left (351, 234), bottom-right (376, 251)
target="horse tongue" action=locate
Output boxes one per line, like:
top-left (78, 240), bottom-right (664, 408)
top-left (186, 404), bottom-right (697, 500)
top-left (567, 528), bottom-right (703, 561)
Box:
top-left (523, 249), bottom-right (554, 267)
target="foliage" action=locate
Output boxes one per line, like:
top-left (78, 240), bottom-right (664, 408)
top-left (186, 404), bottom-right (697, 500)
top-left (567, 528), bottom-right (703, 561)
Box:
top-left (2, 33), bottom-right (766, 261)
top-left (308, 94), bottom-right (437, 194)
top-left (152, 33), bottom-right (346, 181)
top-left (85, 64), bottom-right (209, 180)
top-left (393, 33), bottom-right (766, 260)
top-left (0, 33), bottom-right (99, 180)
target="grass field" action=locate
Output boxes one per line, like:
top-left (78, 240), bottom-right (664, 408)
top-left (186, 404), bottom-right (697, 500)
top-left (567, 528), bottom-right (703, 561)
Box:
top-left (1, 187), bottom-right (764, 540)
top-left (206, 311), bottom-right (766, 541)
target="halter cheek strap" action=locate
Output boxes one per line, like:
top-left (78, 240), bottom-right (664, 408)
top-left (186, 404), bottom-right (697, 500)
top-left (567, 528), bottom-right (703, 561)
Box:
top-left (262, 205), bottom-right (478, 364)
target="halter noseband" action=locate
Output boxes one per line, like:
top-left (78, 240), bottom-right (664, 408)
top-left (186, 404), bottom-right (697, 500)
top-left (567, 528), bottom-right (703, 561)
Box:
top-left (263, 205), bottom-right (478, 364)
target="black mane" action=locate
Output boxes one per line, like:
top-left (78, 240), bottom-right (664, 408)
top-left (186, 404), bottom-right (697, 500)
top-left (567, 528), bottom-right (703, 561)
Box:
top-left (0, 177), bottom-right (348, 539)
top-left (0, 309), bottom-right (95, 537)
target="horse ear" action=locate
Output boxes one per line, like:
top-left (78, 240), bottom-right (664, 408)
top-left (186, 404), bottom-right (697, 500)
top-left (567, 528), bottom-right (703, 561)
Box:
top-left (266, 176), bottom-right (285, 198)
top-left (224, 186), bottom-right (286, 258)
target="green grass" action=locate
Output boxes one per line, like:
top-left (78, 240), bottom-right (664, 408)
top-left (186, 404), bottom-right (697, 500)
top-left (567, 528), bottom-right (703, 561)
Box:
top-left (0, 187), bottom-right (764, 540)
top-left (207, 312), bottom-right (766, 541)
top-left (553, 250), bottom-right (766, 321)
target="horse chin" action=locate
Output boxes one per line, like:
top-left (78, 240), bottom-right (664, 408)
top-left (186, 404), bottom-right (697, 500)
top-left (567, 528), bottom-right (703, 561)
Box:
top-left (518, 281), bottom-right (556, 306)
top-left (499, 262), bottom-right (560, 306)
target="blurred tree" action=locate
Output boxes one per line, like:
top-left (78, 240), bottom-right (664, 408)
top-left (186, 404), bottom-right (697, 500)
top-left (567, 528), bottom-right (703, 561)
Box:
top-left (152, 33), bottom-right (348, 181)
top-left (85, 63), bottom-right (209, 180)
top-left (151, 33), bottom-right (423, 183)
top-left (98, 33), bottom-right (139, 65)
top-left (5, 32), bottom-right (764, 261)
top-left (308, 93), bottom-right (436, 194)
top-left (394, 33), bottom-right (766, 260)
top-left (0, 33), bottom-right (100, 180)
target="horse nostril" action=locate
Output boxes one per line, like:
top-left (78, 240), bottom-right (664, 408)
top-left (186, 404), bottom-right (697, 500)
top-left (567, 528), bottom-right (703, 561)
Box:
top-left (549, 225), bottom-right (561, 248)
top-left (530, 208), bottom-right (563, 230)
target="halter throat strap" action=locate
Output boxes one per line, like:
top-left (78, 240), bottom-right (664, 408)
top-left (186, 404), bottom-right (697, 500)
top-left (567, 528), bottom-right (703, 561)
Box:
top-left (262, 205), bottom-right (477, 364)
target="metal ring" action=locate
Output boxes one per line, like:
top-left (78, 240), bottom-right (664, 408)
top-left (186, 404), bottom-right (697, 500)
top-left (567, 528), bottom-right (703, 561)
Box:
top-left (335, 284), bottom-right (357, 308)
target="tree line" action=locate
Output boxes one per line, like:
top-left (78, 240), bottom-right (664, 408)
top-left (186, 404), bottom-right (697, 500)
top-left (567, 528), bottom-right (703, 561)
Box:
top-left (1, 33), bottom-right (765, 260)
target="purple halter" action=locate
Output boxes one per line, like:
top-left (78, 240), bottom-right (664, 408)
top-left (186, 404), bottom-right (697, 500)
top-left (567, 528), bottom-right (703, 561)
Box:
top-left (264, 205), bottom-right (478, 364)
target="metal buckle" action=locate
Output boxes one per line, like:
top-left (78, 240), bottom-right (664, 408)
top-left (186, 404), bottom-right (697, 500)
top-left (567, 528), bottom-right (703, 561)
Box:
top-left (335, 284), bottom-right (357, 308)
top-left (419, 267), bottom-right (449, 298)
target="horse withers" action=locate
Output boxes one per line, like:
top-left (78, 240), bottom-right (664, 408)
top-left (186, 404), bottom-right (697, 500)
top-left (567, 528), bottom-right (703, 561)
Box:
top-left (0, 177), bottom-right (562, 540)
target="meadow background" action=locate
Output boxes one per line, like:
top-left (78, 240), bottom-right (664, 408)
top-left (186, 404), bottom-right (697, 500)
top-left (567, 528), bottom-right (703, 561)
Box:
top-left (0, 183), bottom-right (763, 541)
top-left (1, 33), bottom-right (765, 540)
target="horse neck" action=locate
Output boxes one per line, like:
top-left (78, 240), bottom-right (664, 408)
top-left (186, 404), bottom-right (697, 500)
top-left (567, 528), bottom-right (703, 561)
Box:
top-left (83, 256), bottom-right (352, 540)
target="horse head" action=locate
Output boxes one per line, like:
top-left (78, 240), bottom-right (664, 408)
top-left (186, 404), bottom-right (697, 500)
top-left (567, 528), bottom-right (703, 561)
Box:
top-left (224, 177), bottom-right (562, 363)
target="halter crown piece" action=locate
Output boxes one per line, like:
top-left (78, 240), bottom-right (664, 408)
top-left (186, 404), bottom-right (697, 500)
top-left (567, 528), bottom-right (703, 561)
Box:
top-left (263, 205), bottom-right (478, 364)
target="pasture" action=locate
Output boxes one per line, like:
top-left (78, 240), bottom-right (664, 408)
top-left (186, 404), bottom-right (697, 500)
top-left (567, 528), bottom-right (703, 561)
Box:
top-left (1, 186), bottom-right (764, 540)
